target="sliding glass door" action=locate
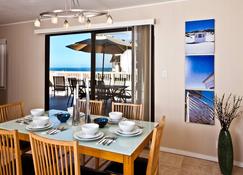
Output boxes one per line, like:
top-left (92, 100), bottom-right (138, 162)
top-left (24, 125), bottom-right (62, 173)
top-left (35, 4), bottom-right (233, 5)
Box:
top-left (94, 30), bottom-right (133, 114)
top-left (45, 26), bottom-right (154, 121)
top-left (48, 33), bottom-right (91, 110)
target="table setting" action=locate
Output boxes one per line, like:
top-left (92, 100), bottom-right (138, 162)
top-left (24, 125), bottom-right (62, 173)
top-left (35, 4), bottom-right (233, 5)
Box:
top-left (13, 103), bottom-right (145, 148)
top-left (0, 107), bottom-right (156, 175)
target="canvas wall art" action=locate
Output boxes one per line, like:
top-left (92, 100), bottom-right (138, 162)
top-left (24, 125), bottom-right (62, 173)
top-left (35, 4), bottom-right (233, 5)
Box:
top-left (185, 19), bottom-right (215, 125)
top-left (185, 19), bottom-right (215, 55)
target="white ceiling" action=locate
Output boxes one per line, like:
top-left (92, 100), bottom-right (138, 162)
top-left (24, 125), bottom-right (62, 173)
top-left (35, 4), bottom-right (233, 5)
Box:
top-left (0, 0), bottom-right (176, 25)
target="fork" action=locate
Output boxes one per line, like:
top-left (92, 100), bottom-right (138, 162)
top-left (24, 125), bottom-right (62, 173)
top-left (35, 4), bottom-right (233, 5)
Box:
top-left (97, 136), bottom-right (117, 146)
top-left (47, 126), bottom-right (65, 135)
top-left (106, 137), bottom-right (117, 146)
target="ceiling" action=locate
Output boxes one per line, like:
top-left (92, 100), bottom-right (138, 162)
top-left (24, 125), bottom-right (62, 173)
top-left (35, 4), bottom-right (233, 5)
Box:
top-left (0, 0), bottom-right (176, 25)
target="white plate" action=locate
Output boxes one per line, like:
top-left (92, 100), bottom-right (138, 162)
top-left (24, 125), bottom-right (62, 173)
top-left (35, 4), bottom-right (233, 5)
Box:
top-left (73, 131), bottom-right (104, 141)
top-left (24, 115), bottom-right (33, 120)
top-left (26, 123), bottom-right (53, 131)
top-left (117, 127), bottom-right (141, 135)
top-left (108, 117), bottom-right (127, 124)
top-left (28, 122), bottom-right (51, 129)
top-left (114, 128), bottom-right (143, 137)
top-left (76, 131), bottom-right (102, 139)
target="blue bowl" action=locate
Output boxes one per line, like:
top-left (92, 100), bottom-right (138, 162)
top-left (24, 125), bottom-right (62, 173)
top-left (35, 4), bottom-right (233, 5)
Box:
top-left (56, 113), bottom-right (70, 123)
top-left (94, 117), bottom-right (108, 128)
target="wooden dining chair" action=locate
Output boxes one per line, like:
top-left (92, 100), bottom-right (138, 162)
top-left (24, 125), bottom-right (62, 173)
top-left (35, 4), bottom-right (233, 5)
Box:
top-left (112, 102), bottom-right (143, 120)
top-left (78, 100), bottom-right (103, 115)
top-left (29, 133), bottom-right (109, 175)
top-left (0, 102), bottom-right (31, 154)
top-left (0, 102), bottom-right (24, 123)
top-left (0, 130), bottom-right (22, 175)
top-left (78, 99), bottom-right (104, 167)
top-left (104, 116), bottom-right (166, 175)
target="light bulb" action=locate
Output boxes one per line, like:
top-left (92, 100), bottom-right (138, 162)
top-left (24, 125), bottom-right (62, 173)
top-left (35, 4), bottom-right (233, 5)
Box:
top-left (51, 15), bottom-right (58, 24)
top-left (78, 13), bottom-right (85, 23)
top-left (64, 19), bottom-right (69, 28)
top-left (85, 18), bottom-right (91, 28)
top-left (34, 18), bottom-right (41, 27)
top-left (106, 14), bottom-right (113, 24)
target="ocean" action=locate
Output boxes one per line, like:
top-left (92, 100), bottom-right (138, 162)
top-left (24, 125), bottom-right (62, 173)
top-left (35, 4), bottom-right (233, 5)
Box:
top-left (50, 67), bottom-right (112, 72)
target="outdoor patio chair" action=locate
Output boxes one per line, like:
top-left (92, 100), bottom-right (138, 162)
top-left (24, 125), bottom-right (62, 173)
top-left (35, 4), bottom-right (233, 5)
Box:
top-left (95, 84), bottom-right (110, 102)
top-left (114, 77), bottom-right (132, 103)
top-left (53, 76), bottom-right (68, 97)
top-left (67, 77), bottom-right (78, 106)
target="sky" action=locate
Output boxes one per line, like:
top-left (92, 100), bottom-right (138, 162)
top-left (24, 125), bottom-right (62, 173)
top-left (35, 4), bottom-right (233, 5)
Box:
top-left (186, 19), bottom-right (215, 33)
top-left (50, 31), bottom-right (132, 68)
top-left (185, 55), bottom-right (214, 90)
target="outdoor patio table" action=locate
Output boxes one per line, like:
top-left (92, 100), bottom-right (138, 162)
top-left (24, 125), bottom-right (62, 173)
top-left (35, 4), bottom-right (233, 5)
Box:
top-left (0, 110), bottom-right (157, 175)
top-left (96, 85), bottom-right (128, 100)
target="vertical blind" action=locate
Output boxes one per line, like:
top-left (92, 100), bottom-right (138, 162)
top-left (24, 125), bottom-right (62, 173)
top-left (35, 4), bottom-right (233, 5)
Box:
top-left (132, 25), bottom-right (153, 121)
top-left (0, 39), bottom-right (7, 89)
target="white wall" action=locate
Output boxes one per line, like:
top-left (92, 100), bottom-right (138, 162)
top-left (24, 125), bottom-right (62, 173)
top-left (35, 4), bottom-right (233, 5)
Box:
top-left (0, 0), bottom-right (243, 164)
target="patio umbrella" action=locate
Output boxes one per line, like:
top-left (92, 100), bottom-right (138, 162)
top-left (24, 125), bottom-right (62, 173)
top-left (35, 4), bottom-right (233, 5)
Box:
top-left (66, 35), bottom-right (131, 80)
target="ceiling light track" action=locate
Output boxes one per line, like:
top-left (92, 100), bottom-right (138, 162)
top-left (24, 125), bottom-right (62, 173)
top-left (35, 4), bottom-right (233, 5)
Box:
top-left (34, 0), bottom-right (113, 28)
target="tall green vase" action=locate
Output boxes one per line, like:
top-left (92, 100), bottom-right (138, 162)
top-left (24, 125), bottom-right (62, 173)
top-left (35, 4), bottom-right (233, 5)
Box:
top-left (218, 128), bottom-right (233, 175)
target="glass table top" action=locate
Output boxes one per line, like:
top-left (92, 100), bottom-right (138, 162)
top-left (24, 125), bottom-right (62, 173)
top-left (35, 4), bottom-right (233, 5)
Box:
top-left (0, 110), bottom-right (157, 156)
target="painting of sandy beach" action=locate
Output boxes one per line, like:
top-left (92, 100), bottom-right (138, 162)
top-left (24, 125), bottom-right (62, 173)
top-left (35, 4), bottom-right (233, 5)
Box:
top-left (185, 19), bottom-right (215, 55)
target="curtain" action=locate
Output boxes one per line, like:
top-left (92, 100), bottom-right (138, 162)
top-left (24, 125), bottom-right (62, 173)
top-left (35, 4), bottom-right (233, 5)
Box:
top-left (132, 25), bottom-right (153, 121)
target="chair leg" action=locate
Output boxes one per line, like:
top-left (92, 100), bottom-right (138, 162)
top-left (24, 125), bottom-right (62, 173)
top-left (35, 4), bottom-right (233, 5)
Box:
top-left (71, 96), bottom-right (74, 106)
top-left (67, 95), bottom-right (71, 105)
top-left (95, 158), bottom-right (100, 169)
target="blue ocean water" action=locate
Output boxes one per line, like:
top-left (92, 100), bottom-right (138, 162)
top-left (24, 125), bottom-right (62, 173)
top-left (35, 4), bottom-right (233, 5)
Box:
top-left (50, 67), bottom-right (112, 72)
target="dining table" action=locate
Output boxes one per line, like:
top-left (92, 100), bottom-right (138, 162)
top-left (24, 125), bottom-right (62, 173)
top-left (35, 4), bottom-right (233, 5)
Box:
top-left (0, 110), bottom-right (157, 175)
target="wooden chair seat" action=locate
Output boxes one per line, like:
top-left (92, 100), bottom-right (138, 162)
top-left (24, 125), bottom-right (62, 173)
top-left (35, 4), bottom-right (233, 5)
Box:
top-left (19, 141), bottom-right (31, 154)
top-left (21, 154), bottom-right (35, 175)
top-left (104, 157), bottom-right (148, 175)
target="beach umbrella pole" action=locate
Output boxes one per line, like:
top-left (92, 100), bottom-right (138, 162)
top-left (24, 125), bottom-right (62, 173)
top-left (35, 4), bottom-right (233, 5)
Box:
top-left (101, 52), bottom-right (105, 81)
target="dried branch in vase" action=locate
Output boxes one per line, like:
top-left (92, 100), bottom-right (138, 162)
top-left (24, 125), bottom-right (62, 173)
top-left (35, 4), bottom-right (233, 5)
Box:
top-left (215, 94), bottom-right (243, 129)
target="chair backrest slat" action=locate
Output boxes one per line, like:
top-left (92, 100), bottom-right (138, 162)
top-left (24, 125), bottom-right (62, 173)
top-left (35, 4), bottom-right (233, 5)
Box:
top-left (146, 116), bottom-right (165, 175)
top-left (78, 100), bottom-right (103, 115)
top-left (29, 133), bottom-right (80, 175)
top-left (112, 102), bottom-right (143, 120)
top-left (0, 130), bottom-right (22, 175)
top-left (0, 102), bottom-right (24, 123)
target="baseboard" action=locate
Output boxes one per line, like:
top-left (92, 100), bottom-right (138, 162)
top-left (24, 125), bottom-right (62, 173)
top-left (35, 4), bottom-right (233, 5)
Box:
top-left (160, 146), bottom-right (243, 168)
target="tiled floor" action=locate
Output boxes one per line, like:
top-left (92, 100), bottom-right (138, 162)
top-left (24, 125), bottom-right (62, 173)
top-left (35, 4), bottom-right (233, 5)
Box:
top-left (88, 151), bottom-right (243, 175)
top-left (153, 151), bottom-right (243, 175)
